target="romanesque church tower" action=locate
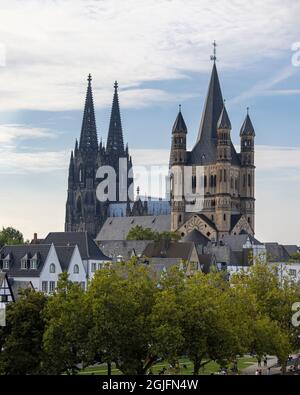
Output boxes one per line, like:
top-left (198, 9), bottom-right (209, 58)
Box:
top-left (169, 48), bottom-right (256, 241)
top-left (65, 75), bottom-right (133, 237)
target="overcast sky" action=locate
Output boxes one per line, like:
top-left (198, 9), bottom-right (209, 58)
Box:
top-left (0, 0), bottom-right (299, 244)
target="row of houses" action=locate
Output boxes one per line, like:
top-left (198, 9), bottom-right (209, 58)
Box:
top-left (1, 225), bottom-right (300, 303)
top-left (0, 232), bottom-right (111, 302)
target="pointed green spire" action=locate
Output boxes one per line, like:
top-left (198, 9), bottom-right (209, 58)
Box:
top-left (79, 74), bottom-right (98, 152)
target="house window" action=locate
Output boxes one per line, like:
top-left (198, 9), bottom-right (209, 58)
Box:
top-left (42, 281), bottom-right (48, 293)
top-left (1, 295), bottom-right (8, 303)
top-left (30, 260), bottom-right (37, 270)
top-left (2, 260), bottom-right (9, 270)
top-left (289, 269), bottom-right (297, 277)
top-left (49, 263), bottom-right (56, 273)
top-left (73, 264), bottom-right (79, 274)
top-left (91, 262), bottom-right (97, 272)
top-left (98, 263), bottom-right (102, 270)
top-left (21, 260), bottom-right (27, 270)
top-left (49, 281), bottom-right (55, 293)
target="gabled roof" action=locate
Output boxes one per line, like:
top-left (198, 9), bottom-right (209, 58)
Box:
top-left (217, 105), bottom-right (231, 130)
top-left (223, 234), bottom-right (263, 252)
top-left (44, 232), bottom-right (110, 261)
top-left (142, 241), bottom-right (195, 261)
top-left (0, 244), bottom-right (52, 277)
top-left (264, 242), bottom-right (290, 262)
top-left (97, 215), bottom-right (171, 241)
top-left (55, 245), bottom-right (76, 271)
top-left (182, 229), bottom-right (210, 245)
top-left (189, 63), bottom-right (240, 166)
top-left (97, 240), bottom-right (151, 261)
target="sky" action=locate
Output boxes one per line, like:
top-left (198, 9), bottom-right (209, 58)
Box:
top-left (0, 0), bottom-right (299, 244)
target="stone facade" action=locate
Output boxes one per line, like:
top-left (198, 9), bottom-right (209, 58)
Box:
top-left (169, 62), bottom-right (256, 240)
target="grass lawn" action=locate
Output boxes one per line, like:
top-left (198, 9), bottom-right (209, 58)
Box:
top-left (78, 356), bottom-right (257, 375)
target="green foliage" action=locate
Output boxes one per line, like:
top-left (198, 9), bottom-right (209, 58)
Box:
top-left (0, 290), bottom-right (47, 375)
top-left (126, 225), bottom-right (180, 242)
top-left (1, 258), bottom-right (299, 375)
top-left (0, 226), bottom-right (24, 248)
top-left (87, 261), bottom-right (159, 374)
top-left (42, 272), bottom-right (92, 375)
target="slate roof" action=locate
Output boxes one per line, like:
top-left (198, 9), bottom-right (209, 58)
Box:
top-left (283, 245), bottom-right (299, 257)
top-left (0, 244), bottom-right (52, 277)
top-left (223, 234), bottom-right (263, 251)
top-left (55, 245), bottom-right (76, 271)
top-left (172, 108), bottom-right (187, 133)
top-left (142, 241), bottom-right (195, 261)
top-left (8, 279), bottom-right (34, 300)
top-left (264, 243), bottom-right (290, 262)
top-left (197, 253), bottom-right (216, 274)
top-left (182, 229), bottom-right (210, 245)
top-left (97, 240), bottom-right (151, 261)
top-left (44, 232), bottom-right (110, 261)
top-left (97, 215), bottom-right (171, 241)
top-left (217, 105), bottom-right (231, 130)
top-left (188, 63), bottom-right (240, 166)
top-left (240, 113), bottom-right (255, 136)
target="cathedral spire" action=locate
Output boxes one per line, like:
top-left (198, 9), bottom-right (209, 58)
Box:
top-left (106, 81), bottom-right (125, 155)
top-left (79, 74), bottom-right (98, 152)
top-left (240, 109), bottom-right (255, 136)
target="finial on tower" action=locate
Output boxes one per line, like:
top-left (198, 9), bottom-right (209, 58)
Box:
top-left (179, 104), bottom-right (181, 112)
top-left (114, 81), bottom-right (118, 91)
top-left (247, 106), bottom-right (249, 115)
top-left (210, 40), bottom-right (218, 63)
top-left (137, 186), bottom-right (140, 196)
top-left (87, 73), bottom-right (92, 84)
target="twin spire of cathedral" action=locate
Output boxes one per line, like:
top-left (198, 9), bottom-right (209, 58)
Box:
top-left (77, 75), bottom-right (127, 158)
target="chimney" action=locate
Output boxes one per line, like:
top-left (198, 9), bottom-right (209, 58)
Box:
top-left (33, 233), bottom-right (38, 244)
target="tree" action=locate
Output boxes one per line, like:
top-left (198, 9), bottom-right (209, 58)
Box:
top-left (126, 225), bottom-right (180, 242)
top-left (87, 260), bottom-right (159, 375)
top-left (0, 226), bottom-right (24, 248)
top-left (0, 289), bottom-right (47, 375)
top-left (180, 271), bottom-right (238, 374)
top-left (42, 273), bottom-right (92, 375)
top-left (230, 262), bottom-right (299, 372)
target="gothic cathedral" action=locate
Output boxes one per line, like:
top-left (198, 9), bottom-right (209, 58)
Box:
top-left (65, 75), bottom-right (133, 237)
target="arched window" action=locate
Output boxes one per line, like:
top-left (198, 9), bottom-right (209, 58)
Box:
top-left (224, 169), bottom-right (227, 182)
top-left (248, 174), bottom-right (251, 187)
top-left (223, 214), bottom-right (226, 221)
top-left (76, 197), bottom-right (82, 215)
top-left (79, 166), bottom-right (83, 183)
top-left (49, 263), bottom-right (56, 273)
top-left (73, 264), bottom-right (79, 274)
top-left (204, 175), bottom-right (207, 188)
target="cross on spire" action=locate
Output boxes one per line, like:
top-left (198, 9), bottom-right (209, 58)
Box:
top-left (210, 40), bottom-right (217, 63)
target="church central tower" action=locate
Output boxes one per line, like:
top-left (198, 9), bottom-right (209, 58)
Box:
top-left (169, 44), bottom-right (256, 240)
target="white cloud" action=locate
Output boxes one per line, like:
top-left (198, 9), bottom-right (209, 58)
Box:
top-left (0, 0), bottom-right (299, 111)
top-left (0, 124), bottom-right (54, 144)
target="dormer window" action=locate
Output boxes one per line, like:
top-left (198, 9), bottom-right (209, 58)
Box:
top-left (30, 253), bottom-right (38, 270)
top-left (2, 254), bottom-right (11, 270)
top-left (21, 254), bottom-right (29, 270)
